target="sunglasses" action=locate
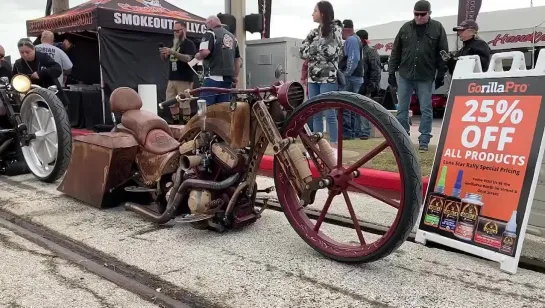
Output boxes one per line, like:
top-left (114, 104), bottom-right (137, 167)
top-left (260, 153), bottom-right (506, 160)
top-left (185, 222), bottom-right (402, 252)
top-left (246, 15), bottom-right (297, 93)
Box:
top-left (414, 12), bottom-right (428, 17)
top-left (0, 54), bottom-right (4, 59)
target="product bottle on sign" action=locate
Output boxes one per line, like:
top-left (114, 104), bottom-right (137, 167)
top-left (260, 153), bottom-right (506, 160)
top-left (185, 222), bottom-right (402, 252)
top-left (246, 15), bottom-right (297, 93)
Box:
top-left (424, 166), bottom-right (448, 227)
top-left (454, 193), bottom-right (483, 241)
top-left (500, 211), bottom-right (518, 255)
top-left (439, 170), bottom-right (463, 232)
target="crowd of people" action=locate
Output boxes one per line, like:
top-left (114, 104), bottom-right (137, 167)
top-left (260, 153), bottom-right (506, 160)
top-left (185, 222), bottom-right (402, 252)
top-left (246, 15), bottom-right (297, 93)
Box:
top-left (0, 0), bottom-right (492, 153)
top-left (299, 0), bottom-right (491, 152)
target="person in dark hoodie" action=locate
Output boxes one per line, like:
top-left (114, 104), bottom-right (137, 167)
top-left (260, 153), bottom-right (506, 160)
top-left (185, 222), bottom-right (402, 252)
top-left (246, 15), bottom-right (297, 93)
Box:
top-left (0, 45), bottom-right (12, 80)
top-left (356, 29), bottom-right (382, 140)
top-left (447, 20), bottom-right (491, 74)
top-left (12, 38), bottom-right (62, 89)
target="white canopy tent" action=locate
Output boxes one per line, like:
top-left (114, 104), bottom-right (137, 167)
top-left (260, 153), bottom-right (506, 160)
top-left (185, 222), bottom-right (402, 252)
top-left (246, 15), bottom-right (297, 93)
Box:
top-left (363, 6), bottom-right (545, 60)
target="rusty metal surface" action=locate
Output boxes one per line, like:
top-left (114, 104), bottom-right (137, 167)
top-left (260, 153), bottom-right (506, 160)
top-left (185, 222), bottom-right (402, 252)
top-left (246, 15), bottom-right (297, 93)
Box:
top-left (135, 150), bottom-right (173, 184)
top-left (58, 133), bottom-right (138, 208)
top-left (178, 102), bottom-right (250, 149)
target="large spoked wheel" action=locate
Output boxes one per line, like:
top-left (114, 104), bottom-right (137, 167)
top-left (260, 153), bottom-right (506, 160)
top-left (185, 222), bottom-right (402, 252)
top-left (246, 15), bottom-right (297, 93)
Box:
top-left (273, 91), bottom-right (422, 263)
top-left (19, 88), bottom-right (72, 183)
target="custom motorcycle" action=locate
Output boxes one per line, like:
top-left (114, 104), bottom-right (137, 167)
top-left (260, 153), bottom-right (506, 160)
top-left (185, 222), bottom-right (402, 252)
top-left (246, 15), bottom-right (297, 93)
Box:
top-left (0, 74), bottom-right (72, 182)
top-left (58, 66), bottom-right (422, 263)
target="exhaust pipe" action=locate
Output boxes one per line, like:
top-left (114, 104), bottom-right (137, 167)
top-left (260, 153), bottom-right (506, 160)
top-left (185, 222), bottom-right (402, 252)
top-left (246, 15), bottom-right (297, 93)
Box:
top-left (180, 155), bottom-right (202, 171)
top-left (125, 173), bottom-right (240, 224)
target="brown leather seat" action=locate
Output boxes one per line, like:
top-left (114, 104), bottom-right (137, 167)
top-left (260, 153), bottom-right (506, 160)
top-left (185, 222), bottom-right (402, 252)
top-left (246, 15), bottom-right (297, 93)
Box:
top-left (109, 87), bottom-right (180, 154)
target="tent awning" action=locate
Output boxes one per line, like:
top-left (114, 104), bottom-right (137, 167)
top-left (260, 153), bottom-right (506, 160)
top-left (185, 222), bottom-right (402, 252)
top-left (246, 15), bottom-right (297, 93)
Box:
top-left (26, 0), bottom-right (206, 37)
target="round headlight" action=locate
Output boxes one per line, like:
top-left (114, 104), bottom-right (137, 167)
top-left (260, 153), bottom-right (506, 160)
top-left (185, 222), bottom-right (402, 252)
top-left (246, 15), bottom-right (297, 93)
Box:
top-left (11, 74), bottom-right (31, 93)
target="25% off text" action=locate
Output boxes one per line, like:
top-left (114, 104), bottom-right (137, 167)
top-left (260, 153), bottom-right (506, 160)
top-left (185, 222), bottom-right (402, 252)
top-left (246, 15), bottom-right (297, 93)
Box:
top-left (456, 99), bottom-right (526, 167)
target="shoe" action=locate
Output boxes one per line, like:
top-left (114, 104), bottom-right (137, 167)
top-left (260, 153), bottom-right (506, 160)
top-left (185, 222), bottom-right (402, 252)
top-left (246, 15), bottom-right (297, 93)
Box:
top-left (419, 144), bottom-right (428, 153)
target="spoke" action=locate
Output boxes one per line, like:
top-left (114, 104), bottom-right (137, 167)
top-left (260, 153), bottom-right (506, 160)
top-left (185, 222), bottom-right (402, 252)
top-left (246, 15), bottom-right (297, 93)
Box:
top-left (299, 132), bottom-right (334, 170)
top-left (32, 104), bottom-right (45, 131)
top-left (29, 146), bottom-right (44, 169)
top-left (342, 191), bottom-right (366, 245)
top-left (313, 192), bottom-right (336, 232)
top-left (43, 113), bottom-right (52, 132)
top-left (43, 139), bottom-right (53, 159)
top-left (336, 108), bottom-right (343, 167)
top-left (348, 181), bottom-right (400, 209)
top-left (344, 141), bottom-right (389, 175)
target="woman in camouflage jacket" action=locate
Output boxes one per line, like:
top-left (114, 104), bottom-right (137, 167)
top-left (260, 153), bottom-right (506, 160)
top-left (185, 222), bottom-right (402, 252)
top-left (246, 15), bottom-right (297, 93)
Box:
top-left (299, 1), bottom-right (343, 147)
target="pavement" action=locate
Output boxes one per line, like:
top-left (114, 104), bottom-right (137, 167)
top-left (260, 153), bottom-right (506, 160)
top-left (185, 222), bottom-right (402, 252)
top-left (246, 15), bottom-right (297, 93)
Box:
top-left (407, 116), bottom-right (443, 146)
top-left (0, 226), bottom-right (156, 308)
top-left (1, 173), bottom-right (545, 307)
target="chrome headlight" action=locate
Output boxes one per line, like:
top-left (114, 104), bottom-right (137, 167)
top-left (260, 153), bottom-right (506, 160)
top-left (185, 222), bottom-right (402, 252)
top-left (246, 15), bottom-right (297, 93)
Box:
top-left (11, 74), bottom-right (31, 93)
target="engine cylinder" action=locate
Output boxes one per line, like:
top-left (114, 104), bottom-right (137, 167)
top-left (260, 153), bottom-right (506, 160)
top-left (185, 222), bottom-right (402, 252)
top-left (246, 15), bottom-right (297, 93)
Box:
top-left (188, 190), bottom-right (212, 214)
top-left (180, 155), bottom-right (202, 170)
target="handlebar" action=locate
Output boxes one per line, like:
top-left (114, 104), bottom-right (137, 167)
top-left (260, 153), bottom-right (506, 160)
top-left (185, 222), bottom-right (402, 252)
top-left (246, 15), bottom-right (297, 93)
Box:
top-left (158, 85), bottom-right (277, 109)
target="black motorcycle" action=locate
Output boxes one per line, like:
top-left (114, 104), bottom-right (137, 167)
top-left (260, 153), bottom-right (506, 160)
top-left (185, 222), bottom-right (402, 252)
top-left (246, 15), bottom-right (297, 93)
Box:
top-left (0, 74), bottom-right (72, 182)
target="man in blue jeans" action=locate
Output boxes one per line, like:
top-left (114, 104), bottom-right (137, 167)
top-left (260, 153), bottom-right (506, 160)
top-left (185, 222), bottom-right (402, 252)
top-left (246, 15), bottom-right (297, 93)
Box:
top-left (387, 0), bottom-right (449, 152)
top-left (339, 19), bottom-right (364, 140)
top-left (195, 15), bottom-right (241, 105)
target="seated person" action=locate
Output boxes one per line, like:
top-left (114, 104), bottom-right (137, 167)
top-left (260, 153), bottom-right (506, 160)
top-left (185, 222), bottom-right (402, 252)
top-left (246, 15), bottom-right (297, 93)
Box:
top-left (12, 38), bottom-right (62, 88)
top-left (12, 38), bottom-right (69, 108)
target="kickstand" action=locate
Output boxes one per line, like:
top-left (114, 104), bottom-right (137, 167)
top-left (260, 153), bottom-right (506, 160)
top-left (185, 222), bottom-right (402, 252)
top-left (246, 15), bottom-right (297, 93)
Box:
top-left (256, 186), bottom-right (275, 193)
top-left (256, 198), bottom-right (270, 216)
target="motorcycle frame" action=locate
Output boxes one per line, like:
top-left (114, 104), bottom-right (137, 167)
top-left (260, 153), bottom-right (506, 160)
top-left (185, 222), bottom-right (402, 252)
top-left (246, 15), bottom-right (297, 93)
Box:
top-left (0, 80), bottom-right (34, 150)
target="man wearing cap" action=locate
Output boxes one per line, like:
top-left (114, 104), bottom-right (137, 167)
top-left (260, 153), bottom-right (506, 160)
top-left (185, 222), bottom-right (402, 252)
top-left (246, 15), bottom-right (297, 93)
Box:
top-left (448, 20), bottom-right (491, 74)
top-left (339, 19), bottom-right (365, 140)
top-left (388, 0), bottom-right (449, 152)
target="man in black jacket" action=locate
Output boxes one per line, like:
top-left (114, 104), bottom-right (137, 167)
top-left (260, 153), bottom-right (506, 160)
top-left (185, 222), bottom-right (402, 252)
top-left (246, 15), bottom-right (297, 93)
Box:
top-left (447, 20), bottom-right (491, 74)
top-left (388, 0), bottom-right (449, 152)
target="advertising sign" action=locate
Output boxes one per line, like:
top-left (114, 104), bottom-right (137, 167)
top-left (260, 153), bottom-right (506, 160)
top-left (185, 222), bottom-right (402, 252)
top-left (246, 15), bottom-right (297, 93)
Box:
top-left (415, 53), bottom-right (545, 274)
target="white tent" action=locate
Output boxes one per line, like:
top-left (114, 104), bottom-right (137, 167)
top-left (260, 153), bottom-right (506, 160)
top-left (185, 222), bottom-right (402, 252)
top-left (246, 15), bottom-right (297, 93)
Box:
top-left (362, 6), bottom-right (545, 56)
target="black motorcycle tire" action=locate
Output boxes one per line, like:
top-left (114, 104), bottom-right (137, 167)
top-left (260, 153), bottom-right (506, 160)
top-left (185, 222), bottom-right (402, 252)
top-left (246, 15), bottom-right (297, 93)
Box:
top-left (21, 88), bottom-right (72, 183)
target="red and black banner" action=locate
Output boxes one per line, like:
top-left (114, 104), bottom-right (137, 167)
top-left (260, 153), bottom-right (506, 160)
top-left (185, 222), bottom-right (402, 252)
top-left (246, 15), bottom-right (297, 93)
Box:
top-left (258, 0), bottom-right (271, 38)
top-left (26, 0), bottom-right (205, 37)
top-left (457, 0), bottom-right (482, 24)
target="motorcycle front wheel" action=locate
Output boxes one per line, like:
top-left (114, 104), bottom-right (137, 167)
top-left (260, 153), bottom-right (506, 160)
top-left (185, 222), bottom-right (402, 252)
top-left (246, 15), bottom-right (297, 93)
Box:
top-left (19, 87), bottom-right (72, 183)
top-left (273, 91), bottom-right (422, 263)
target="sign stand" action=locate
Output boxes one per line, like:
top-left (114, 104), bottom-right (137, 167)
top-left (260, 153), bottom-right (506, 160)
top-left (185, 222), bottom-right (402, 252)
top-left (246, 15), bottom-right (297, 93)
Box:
top-left (415, 51), bottom-right (545, 274)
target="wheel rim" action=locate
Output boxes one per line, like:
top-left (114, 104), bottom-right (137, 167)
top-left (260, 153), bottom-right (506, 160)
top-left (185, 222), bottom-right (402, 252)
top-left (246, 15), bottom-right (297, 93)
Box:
top-left (275, 98), bottom-right (410, 259)
top-left (20, 95), bottom-right (58, 178)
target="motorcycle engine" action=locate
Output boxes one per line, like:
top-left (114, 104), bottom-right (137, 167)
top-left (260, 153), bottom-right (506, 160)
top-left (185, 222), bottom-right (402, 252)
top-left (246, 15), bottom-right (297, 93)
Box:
top-left (172, 133), bottom-right (247, 215)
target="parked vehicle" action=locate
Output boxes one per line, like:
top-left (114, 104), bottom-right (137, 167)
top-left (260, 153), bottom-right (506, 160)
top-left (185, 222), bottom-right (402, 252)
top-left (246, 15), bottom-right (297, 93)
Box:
top-left (58, 66), bottom-right (422, 263)
top-left (0, 74), bottom-right (71, 182)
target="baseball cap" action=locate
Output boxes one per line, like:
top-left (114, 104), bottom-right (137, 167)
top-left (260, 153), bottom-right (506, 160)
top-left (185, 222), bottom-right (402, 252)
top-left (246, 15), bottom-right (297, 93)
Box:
top-left (414, 0), bottom-right (431, 11)
top-left (453, 20), bottom-right (479, 31)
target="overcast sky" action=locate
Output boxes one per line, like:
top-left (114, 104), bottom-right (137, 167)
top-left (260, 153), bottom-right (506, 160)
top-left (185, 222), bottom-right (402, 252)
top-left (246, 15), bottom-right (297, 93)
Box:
top-left (2, 0), bottom-right (544, 61)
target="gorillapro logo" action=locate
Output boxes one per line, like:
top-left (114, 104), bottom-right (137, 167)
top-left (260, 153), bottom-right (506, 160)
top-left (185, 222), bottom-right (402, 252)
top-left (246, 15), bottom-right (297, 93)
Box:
top-left (467, 81), bottom-right (528, 93)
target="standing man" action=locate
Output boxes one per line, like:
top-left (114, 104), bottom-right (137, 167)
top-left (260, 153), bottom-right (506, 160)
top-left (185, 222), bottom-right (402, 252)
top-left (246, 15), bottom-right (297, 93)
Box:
top-left (339, 19), bottom-right (364, 140)
top-left (448, 20), bottom-right (491, 74)
top-left (160, 21), bottom-right (197, 124)
top-left (35, 30), bottom-right (73, 87)
top-left (356, 29), bottom-right (382, 140)
top-left (388, 0), bottom-right (449, 152)
top-left (194, 15), bottom-right (241, 106)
